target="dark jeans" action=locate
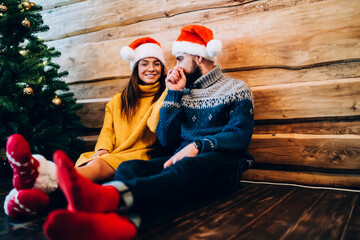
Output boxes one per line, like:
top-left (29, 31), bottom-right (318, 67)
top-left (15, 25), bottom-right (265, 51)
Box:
top-left (114, 151), bottom-right (246, 214)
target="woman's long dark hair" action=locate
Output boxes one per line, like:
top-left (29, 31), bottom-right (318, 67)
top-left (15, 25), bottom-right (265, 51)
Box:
top-left (120, 61), bottom-right (166, 120)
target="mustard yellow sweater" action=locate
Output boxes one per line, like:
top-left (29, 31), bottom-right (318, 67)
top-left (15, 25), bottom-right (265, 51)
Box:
top-left (75, 82), bottom-right (166, 170)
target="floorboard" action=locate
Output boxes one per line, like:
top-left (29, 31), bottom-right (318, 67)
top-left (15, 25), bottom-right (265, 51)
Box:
top-left (228, 187), bottom-right (325, 240)
top-left (0, 178), bottom-right (359, 240)
top-left (340, 195), bottom-right (360, 240)
top-left (279, 190), bottom-right (356, 240)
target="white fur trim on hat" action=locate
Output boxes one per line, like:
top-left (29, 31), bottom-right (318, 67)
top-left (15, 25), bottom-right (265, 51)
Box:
top-left (32, 154), bottom-right (58, 194)
top-left (172, 41), bottom-right (217, 61)
top-left (122, 43), bottom-right (166, 70)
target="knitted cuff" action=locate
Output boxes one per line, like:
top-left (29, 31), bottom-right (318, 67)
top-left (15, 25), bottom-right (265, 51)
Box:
top-left (104, 181), bottom-right (133, 211)
top-left (163, 90), bottom-right (184, 109)
top-left (199, 137), bottom-right (216, 152)
top-left (127, 213), bottom-right (141, 228)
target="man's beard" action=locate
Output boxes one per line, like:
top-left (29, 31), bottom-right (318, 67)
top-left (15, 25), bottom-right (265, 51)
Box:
top-left (185, 60), bottom-right (202, 88)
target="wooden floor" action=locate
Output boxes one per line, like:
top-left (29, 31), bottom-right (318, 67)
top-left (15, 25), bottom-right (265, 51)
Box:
top-left (0, 178), bottom-right (359, 240)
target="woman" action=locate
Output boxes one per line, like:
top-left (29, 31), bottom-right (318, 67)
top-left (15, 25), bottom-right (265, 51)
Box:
top-left (75, 37), bottom-right (167, 182)
top-left (4, 37), bottom-right (167, 218)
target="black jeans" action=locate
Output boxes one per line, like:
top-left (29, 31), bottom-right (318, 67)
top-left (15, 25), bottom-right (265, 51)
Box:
top-left (114, 151), bottom-right (246, 214)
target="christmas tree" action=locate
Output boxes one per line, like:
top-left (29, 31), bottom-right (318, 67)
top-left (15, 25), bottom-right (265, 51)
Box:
top-left (0, 0), bottom-right (84, 176)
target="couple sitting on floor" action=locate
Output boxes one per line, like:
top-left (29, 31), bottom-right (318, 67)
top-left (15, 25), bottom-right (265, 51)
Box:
top-left (4, 24), bottom-right (254, 240)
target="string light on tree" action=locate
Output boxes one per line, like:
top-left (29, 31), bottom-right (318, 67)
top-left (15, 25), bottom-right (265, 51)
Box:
top-left (18, 3), bottom-right (24, 12)
top-left (42, 59), bottom-right (49, 66)
top-left (52, 95), bottom-right (62, 106)
top-left (38, 76), bottom-right (45, 83)
top-left (19, 50), bottom-right (28, 55)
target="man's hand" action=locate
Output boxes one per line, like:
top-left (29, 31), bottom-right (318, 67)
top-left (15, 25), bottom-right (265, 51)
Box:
top-left (163, 143), bottom-right (199, 168)
top-left (92, 149), bottom-right (109, 158)
top-left (165, 67), bottom-right (186, 91)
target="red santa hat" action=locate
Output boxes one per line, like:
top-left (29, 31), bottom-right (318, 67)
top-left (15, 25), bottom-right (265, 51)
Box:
top-left (172, 25), bottom-right (222, 61)
top-left (120, 37), bottom-right (166, 70)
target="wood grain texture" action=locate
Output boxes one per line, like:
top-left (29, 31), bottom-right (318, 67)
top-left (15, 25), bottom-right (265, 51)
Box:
top-left (224, 62), bottom-right (360, 88)
top-left (138, 184), bottom-right (259, 239)
top-left (254, 119), bottom-right (360, 135)
top-left (39, 0), bottom-right (254, 41)
top-left (46, 0), bottom-right (360, 83)
top-left (342, 195), bottom-right (360, 240)
top-left (227, 187), bottom-right (325, 240)
top-left (249, 134), bottom-right (360, 170)
top-left (253, 78), bottom-right (360, 120)
top-left (69, 78), bottom-right (128, 100)
top-left (36, 0), bottom-right (84, 10)
top-left (76, 101), bottom-right (107, 128)
top-left (242, 169), bottom-right (360, 188)
top-left (280, 191), bottom-right (357, 240)
top-left (152, 185), bottom-right (296, 240)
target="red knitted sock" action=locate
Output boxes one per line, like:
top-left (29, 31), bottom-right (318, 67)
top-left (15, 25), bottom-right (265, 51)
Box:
top-left (4, 188), bottom-right (49, 218)
top-left (53, 150), bottom-right (120, 213)
top-left (6, 134), bottom-right (39, 190)
top-left (44, 210), bottom-right (137, 240)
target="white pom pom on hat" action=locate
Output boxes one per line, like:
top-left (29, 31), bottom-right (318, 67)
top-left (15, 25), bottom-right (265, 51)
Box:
top-left (120, 46), bottom-right (135, 61)
top-left (206, 39), bottom-right (222, 57)
top-left (172, 25), bottom-right (222, 61)
top-left (120, 37), bottom-right (166, 70)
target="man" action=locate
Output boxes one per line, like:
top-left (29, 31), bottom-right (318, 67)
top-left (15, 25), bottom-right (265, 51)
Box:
top-left (43, 25), bottom-right (254, 240)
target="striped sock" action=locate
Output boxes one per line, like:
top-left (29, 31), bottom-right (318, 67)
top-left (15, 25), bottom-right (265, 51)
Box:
top-left (4, 188), bottom-right (49, 218)
top-left (6, 134), bottom-right (39, 190)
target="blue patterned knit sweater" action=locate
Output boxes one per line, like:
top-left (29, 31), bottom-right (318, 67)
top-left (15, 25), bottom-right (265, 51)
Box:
top-left (157, 66), bottom-right (254, 160)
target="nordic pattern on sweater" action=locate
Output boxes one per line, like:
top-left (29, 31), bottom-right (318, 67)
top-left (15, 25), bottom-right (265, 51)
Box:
top-left (157, 66), bottom-right (254, 157)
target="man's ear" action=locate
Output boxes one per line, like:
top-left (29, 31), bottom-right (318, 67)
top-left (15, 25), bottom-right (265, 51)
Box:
top-left (198, 56), bottom-right (203, 64)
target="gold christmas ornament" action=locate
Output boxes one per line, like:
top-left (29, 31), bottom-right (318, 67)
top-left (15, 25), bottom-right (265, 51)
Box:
top-left (52, 96), bottom-right (62, 106)
top-left (0, 3), bottom-right (7, 13)
top-left (22, 18), bottom-right (30, 28)
top-left (22, 1), bottom-right (31, 10)
top-left (23, 85), bottom-right (33, 95)
top-left (30, 2), bottom-right (36, 7)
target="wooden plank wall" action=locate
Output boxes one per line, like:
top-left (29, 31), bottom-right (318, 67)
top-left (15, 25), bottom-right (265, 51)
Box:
top-left (37, 0), bottom-right (360, 188)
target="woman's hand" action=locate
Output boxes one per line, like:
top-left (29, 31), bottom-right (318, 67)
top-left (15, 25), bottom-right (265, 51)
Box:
top-left (92, 149), bottom-right (110, 158)
top-left (163, 143), bottom-right (199, 168)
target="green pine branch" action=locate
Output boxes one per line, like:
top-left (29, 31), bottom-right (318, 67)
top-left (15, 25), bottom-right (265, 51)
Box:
top-left (0, 0), bottom-right (85, 162)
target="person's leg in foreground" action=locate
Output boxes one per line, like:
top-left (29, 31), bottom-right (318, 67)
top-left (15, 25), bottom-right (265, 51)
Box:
top-left (43, 150), bottom-right (244, 240)
top-left (43, 150), bottom-right (137, 240)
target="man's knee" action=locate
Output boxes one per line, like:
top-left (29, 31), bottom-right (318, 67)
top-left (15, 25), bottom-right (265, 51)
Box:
top-left (117, 160), bottom-right (138, 170)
